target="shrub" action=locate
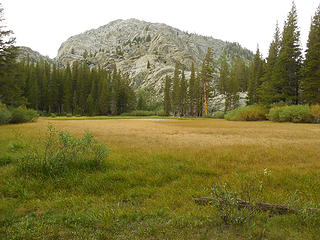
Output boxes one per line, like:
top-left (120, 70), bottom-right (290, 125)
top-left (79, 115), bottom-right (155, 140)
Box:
top-left (267, 105), bottom-right (313, 123)
top-left (0, 102), bottom-right (12, 124)
top-left (211, 182), bottom-right (261, 224)
top-left (156, 110), bottom-right (167, 116)
top-left (121, 110), bottom-right (155, 116)
top-left (10, 106), bottom-right (39, 124)
top-left (0, 154), bottom-right (15, 167)
top-left (66, 113), bottom-right (73, 117)
top-left (50, 113), bottom-right (57, 118)
top-left (225, 105), bottom-right (267, 121)
top-left (17, 126), bottom-right (109, 178)
top-left (212, 111), bottom-right (225, 119)
top-left (310, 104), bottom-right (320, 123)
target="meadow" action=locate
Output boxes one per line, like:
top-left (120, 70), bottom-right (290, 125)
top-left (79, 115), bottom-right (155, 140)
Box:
top-left (1, 118), bottom-right (320, 239)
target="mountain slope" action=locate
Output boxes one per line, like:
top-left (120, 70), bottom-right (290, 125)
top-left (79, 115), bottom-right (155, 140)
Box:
top-left (16, 46), bottom-right (53, 64)
top-left (56, 18), bottom-right (253, 93)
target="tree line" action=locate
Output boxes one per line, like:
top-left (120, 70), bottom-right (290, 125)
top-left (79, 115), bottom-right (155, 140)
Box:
top-left (1, 2), bottom-right (320, 117)
top-left (164, 2), bottom-right (320, 116)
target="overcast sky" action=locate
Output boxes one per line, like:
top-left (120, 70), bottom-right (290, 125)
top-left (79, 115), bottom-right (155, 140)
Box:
top-left (2, 0), bottom-right (319, 58)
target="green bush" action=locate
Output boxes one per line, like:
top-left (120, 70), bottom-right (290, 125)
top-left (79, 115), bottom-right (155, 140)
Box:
top-left (0, 107), bottom-right (12, 124)
top-left (310, 104), bottom-right (320, 123)
top-left (10, 106), bottom-right (39, 124)
top-left (267, 105), bottom-right (313, 123)
top-left (0, 154), bottom-right (15, 167)
top-left (66, 113), bottom-right (73, 117)
top-left (212, 111), bottom-right (225, 119)
top-left (225, 105), bottom-right (267, 121)
top-left (121, 110), bottom-right (155, 116)
top-left (17, 126), bottom-right (109, 178)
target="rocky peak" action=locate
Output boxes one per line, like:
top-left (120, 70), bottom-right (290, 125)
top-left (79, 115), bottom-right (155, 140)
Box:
top-left (16, 46), bottom-right (53, 64)
top-left (54, 18), bottom-right (253, 94)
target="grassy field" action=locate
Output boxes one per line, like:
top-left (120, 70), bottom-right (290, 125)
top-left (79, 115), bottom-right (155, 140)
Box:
top-left (1, 118), bottom-right (320, 239)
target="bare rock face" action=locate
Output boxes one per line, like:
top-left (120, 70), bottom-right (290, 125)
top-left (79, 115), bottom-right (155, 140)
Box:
top-left (16, 46), bottom-right (53, 64)
top-left (56, 18), bottom-right (253, 94)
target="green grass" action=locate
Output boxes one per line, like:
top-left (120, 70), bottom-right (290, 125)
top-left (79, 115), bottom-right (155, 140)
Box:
top-left (0, 119), bottom-right (320, 239)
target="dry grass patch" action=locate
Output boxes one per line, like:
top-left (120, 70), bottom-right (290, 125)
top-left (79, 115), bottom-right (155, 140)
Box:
top-left (1, 118), bottom-right (320, 239)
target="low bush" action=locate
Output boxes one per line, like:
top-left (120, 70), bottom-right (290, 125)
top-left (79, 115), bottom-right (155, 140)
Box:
top-left (267, 105), bottom-right (313, 123)
top-left (17, 126), bottom-right (109, 178)
top-left (212, 111), bottom-right (225, 119)
top-left (0, 154), bottom-right (15, 167)
top-left (225, 105), bottom-right (267, 121)
top-left (10, 106), bottom-right (39, 124)
top-left (310, 104), bottom-right (320, 123)
top-left (0, 103), bottom-right (38, 124)
top-left (0, 107), bottom-right (12, 124)
top-left (121, 110), bottom-right (155, 116)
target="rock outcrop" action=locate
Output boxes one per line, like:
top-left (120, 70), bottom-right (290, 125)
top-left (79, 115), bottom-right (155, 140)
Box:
top-left (56, 18), bottom-right (253, 94)
top-left (16, 46), bottom-right (53, 64)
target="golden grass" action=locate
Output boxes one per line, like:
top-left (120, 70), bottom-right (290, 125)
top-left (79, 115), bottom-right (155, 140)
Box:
top-left (1, 118), bottom-right (320, 239)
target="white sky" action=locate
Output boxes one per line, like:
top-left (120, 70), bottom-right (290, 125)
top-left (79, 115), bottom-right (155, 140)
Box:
top-left (2, 0), bottom-right (319, 58)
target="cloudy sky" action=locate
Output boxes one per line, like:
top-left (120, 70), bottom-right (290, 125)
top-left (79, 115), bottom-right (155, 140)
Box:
top-left (1, 0), bottom-right (319, 58)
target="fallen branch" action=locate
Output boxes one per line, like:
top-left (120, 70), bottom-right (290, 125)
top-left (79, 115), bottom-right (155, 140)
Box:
top-left (194, 197), bottom-right (319, 215)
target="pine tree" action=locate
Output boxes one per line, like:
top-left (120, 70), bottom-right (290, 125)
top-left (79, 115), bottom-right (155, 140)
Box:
top-left (225, 60), bottom-right (240, 112)
top-left (301, 5), bottom-right (320, 104)
top-left (0, 3), bottom-right (25, 106)
top-left (98, 74), bottom-right (111, 115)
top-left (201, 48), bottom-right (214, 116)
top-left (218, 54), bottom-right (229, 95)
top-left (164, 75), bottom-right (171, 116)
top-left (86, 94), bottom-right (95, 116)
top-left (272, 2), bottom-right (302, 104)
top-left (63, 64), bottom-right (72, 113)
top-left (188, 63), bottom-right (196, 116)
top-left (259, 23), bottom-right (281, 105)
top-left (171, 63), bottom-right (180, 116)
top-left (179, 67), bottom-right (187, 116)
top-left (247, 47), bottom-right (264, 105)
top-left (194, 72), bottom-right (203, 117)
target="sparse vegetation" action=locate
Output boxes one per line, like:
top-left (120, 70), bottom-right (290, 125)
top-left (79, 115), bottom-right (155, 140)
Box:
top-left (16, 125), bottom-right (108, 178)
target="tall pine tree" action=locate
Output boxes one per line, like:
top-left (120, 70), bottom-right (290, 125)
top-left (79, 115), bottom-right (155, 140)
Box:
top-left (271, 2), bottom-right (302, 104)
top-left (301, 5), bottom-right (320, 104)
top-left (163, 75), bottom-right (171, 116)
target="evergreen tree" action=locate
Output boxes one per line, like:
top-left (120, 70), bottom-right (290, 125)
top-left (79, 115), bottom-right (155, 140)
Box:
top-left (0, 4), bottom-right (25, 106)
top-left (63, 64), bottom-right (72, 113)
top-left (27, 64), bottom-right (39, 109)
top-left (163, 75), bottom-right (171, 116)
top-left (218, 54), bottom-right (229, 95)
top-left (48, 63), bottom-right (59, 113)
top-left (225, 60), bottom-right (240, 112)
top-left (247, 47), bottom-right (264, 105)
top-left (271, 2), bottom-right (302, 104)
top-left (194, 72), bottom-right (203, 117)
top-left (86, 94), bottom-right (95, 116)
top-left (301, 5), bottom-right (320, 104)
top-left (259, 23), bottom-right (281, 105)
top-left (201, 48), bottom-right (214, 116)
top-left (179, 67), bottom-right (187, 116)
top-left (98, 74), bottom-right (111, 115)
top-left (171, 63), bottom-right (180, 116)
top-left (188, 63), bottom-right (196, 116)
